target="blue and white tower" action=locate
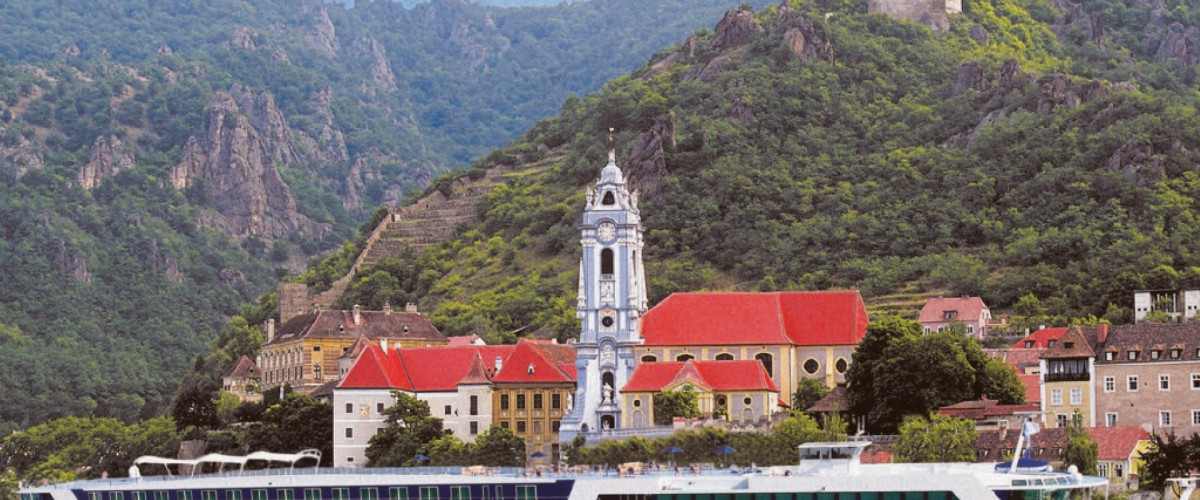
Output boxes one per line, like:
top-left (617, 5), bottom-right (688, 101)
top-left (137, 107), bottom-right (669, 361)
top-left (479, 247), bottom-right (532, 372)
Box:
top-left (559, 149), bottom-right (647, 440)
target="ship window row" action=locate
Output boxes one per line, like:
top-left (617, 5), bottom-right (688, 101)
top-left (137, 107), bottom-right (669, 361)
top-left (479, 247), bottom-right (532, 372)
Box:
top-left (600, 492), bottom-right (959, 500)
top-left (91, 485), bottom-right (542, 500)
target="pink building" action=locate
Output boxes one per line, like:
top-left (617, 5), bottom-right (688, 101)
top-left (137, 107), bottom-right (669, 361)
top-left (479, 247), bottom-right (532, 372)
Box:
top-left (919, 296), bottom-right (992, 340)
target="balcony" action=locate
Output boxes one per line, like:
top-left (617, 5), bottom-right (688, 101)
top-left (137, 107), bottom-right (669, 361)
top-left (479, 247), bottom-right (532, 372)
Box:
top-left (1045, 372), bottom-right (1090, 382)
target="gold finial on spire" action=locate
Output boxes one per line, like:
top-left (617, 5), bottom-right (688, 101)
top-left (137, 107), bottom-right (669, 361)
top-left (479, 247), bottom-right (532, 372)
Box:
top-left (608, 127), bottom-right (615, 147)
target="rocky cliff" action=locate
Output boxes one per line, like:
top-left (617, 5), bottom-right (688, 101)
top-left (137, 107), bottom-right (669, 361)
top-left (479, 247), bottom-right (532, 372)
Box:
top-left (77, 135), bottom-right (135, 190)
top-left (171, 84), bottom-right (330, 239)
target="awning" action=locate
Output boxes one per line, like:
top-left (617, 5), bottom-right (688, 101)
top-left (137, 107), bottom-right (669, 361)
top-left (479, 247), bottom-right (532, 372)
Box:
top-left (132, 449), bottom-right (322, 477)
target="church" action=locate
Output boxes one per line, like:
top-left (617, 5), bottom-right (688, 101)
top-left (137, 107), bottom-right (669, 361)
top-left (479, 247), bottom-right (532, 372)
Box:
top-left (558, 148), bottom-right (869, 441)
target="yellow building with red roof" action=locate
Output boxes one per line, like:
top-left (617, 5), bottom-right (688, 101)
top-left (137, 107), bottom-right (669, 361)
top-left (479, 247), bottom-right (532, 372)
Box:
top-left (635, 290), bottom-right (868, 408)
top-left (621, 360), bottom-right (778, 427)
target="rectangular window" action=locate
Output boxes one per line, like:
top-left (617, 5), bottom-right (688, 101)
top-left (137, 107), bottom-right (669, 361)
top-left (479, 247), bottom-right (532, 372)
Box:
top-left (533, 420), bottom-right (543, 434)
top-left (470, 396), bottom-right (478, 416)
top-left (1106, 413), bottom-right (1118, 427)
top-left (362, 489), bottom-right (379, 500)
top-left (1172, 349), bottom-right (1181, 359)
top-left (304, 490), bottom-right (321, 500)
top-left (517, 395), bottom-right (526, 410)
top-left (500, 395), bottom-right (509, 410)
top-left (533, 394), bottom-right (543, 410)
top-left (134, 493), bottom-right (147, 500)
top-left (346, 427), bottom-right (353, 438)
top-left (420, 487), bottom-right (438, 500)
top-left (551, 394), bottom-right (561, 409)
top-left (552, 420), bottom-right (561, 433)
top-left (470, 421), bottom-right (479, 435)
top-left (1152, 350), bottom-right (1161, 360)
top-left (1104, 376), bottom-right (1115, 393)
top-left (501, 421), bottom-right (510, 429)
top-left (389, 488), bottom-right (409, 500)
top-left (378, 402), bottom-right (385, 414)
top-left (1193, 374), bottom-right (1200, 389)
top-left (277, 490), bottom-right (294, 500)
top-left (156, 492), bottom-right (171, 500)
top-left (1069, 388), bottom-right (1082, 405)
top-left (1050, 388), bottom-right (1063, 406)
top-left (1161, 411), bottom-right (1172, 426)
top-left (1115, 464), bottom-right (1124, 477)
top-left (111, 493), bottom-right (125, 500)
top-left (1056, 414), bottom-right (1068, 428)
top-left (1128, 375), bottom-right (1139, 391)
top-left (346, 403), bottom-right (353, 413)
top-left (1192, 410), bottom-right (1200, 426)
top-left (1099, 463), bottom-right (1108, 478)
top-left (515, 486), bottom-right (536, 500)
top-left (451, 487), bottom-right (470, 500)
top-left (89, 493), bottom-right (102, 500)
top-left (1161, 374), bottom-right (1171, 391)
top-left (1129, 351), bottom-right (1138, 360)
top-left (444, 405), bottom-right (452, 416)
top-left (1105, 352), bottom-right (1115, 361)
top-left (203, 492), bottom-right (218, 500)
top-left (227, 492), bottom-right (241, 500)
top-left (181, 492), bottom-right (194, 500)
top-left (517, 421), bottom-right (527, 433)
top-left (252, 491), bottom-right (268, 500)
top-left (332, 489), bottom-right (350, 500)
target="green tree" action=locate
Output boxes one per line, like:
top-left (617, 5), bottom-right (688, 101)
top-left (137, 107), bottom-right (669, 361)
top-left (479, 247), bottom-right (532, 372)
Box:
top-left (653, 385), bottom-right (702, 425)
top-left (366, 392), bottom-right (449, 467)
top-left (1060, 411), bottom-right (1098, 475)
top-left (471, 426), bottom-right (526, 467)
top-left (0, 469), bottom-right (17, 500)
top-left (246, 394), bottom-right (332, 466)
top-left (893, 414), bottom-right (978, 463)
top-left (791, 377), bottom-right (830, 414)
top-left (215, 391), bottom-right (241, 427)
top-left (1139, 432), bottom-right (1200, 492)
top-left (172, 386), bottom-right (219, 430)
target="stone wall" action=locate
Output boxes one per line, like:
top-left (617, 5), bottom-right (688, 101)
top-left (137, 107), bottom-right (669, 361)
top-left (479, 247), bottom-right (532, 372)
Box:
top-left (867, 0), bottom-right (961, 32)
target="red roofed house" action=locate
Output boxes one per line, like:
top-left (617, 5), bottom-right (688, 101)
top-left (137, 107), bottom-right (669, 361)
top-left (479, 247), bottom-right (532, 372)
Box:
top-left (937, 398), bottom-right (1040, 432)
top-left (221, 355), bottom-right (262, 403)
top-left (620, 360), bottom-right (779, 427)
top-left (1012, 327), bottom-right (1068, 350)
top-left (334, 339), bottom-right (575, 467)
top-left (918, 296), bottom-right (992, 340)
top-left (636, 291), bottom-right (869, 408)
top-left (1089, 426), bottom-right (1151, 491)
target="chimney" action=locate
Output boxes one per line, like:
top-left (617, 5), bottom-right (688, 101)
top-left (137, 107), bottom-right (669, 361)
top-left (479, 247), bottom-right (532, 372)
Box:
top-left (383, 302), bottom-right (392, 315)
top-left (495, 356), bottom-right (503, 374)
top-left (265, 318), bottom-right (276, 343)
top-left (353, 304), bottom-right (362, 325)
top-left (1097, 323), bottom-right (1109, 344)
top-left (405, 302), bottom-right (419, 313)
top-left (380, 338), bottom-right (388, 353)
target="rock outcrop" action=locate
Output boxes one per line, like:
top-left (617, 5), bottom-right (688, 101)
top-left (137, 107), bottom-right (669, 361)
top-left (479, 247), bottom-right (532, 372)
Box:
top-left (710, 8), bottom-right (764, 52)
top-left (0, 131), bottom-right (45, 180)
top-left (345, 37), bottom-right (397, 92)
top-left (644, 35), bottom-right (697, 78)
top-left (1051, 0), bottom-right (1104, 44)
top-left (301, 6), bottom-right (339, 55)
top-left (779, 13), bottom-right (834, 63)
top-left (56, 241), bottom-right (91, 284)
top-left (1155, 23), bottom-right (1200, 66)
top-left (77, 135), bottom-right (135, 190)
top-left (1037, 73), bottom-right (1109, 112)
top-left (950, 62), bottom-right (989, 96)
top-left (622, 115), bottom-right (675, 196)
top-left (867, 0), bottom-right (961, 34)
top-left (171, 85), bottom-right (329, 239)
top-left (295, 88), bottom-right (349, 165)
top-left (227, 27), bottom-right (258, 52)
top-left (1108, 139), bottom-right (1165, 185)
top-left (449, 23), bottom-right (494, 75)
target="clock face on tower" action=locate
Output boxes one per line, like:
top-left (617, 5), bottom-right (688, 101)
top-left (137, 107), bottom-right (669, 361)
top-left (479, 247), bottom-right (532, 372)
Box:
top-left (597, 222), bottom-right (616, 242)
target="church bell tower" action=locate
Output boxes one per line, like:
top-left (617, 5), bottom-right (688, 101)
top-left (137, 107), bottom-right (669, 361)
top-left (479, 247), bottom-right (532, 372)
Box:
top-left (559, 146), bottom-right (647, 440)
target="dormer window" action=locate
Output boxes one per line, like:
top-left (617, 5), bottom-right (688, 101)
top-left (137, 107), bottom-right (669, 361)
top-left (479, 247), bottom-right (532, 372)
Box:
top-left (1106, 352), bottom-right (1116, 361)
top-left (943, 311), bottom-right (957, 320)
top-left (1129, 351), bottom-right (1139, 360)
top-left (1171, 349), bottom-right (1181, 359)
top-left (1048, 340), bottom-right (1056, 348)
top-left (602, 191), bottom-right (615, 205)
top-left (1064, 342), bottom-right (1075, 349)
top-left (1152, 350), bottom-right (1161, 360)
top-left (1025, 341), bottom-right (1035, 348)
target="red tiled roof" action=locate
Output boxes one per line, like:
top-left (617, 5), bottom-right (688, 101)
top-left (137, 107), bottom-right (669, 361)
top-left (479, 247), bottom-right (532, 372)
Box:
top-left (1011, 328), bottom-right (1068, 349)
top-left (339, 340), bottom-right (576, 392)
top-left (918, 297), bottom-right (988, 323)
top-left (641, 291), bottom-right (868, 346)
top-left (622, 360), bottom-right (778, 393)
top-left (447, 335), bottom-right (483, 346)
top-left (1088, 426), bottom-right (1150, 461)
top-left (339, 334), bottom-right (374, 360)
top-left (223, 355), bottom-right (260, 379)
top-left (1040, 326), bottom-right (1095, 359)
top-left (267, 309), bottom-right (444, 346)
top-left (1021, 374), bottom-right (1041, 404)
top-left (938, 398), bottom-right (1040, 420)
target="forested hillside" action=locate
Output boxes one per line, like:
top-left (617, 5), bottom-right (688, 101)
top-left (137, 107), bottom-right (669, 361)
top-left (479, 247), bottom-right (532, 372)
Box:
top-left (0, 0), bottom-right (769, 433)
top-left (321, 0), bottom-right (1200, 344)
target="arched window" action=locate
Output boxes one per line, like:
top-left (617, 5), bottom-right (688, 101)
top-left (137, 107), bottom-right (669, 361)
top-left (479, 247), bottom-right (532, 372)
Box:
top-left (602, 372), bottom-right (615, 389)
top-left (602, 191), bottom-right (616, 205)
top-left (715, 353), bottom-right (734, 361)
top-left (676, 353), bottom-right (695, 362)
top-left (755, 353), bottom-right (774, 377)
top-left (601, 249), bottom-right (614, 276)
top-left (641, 355), bottom-right (657, 362)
